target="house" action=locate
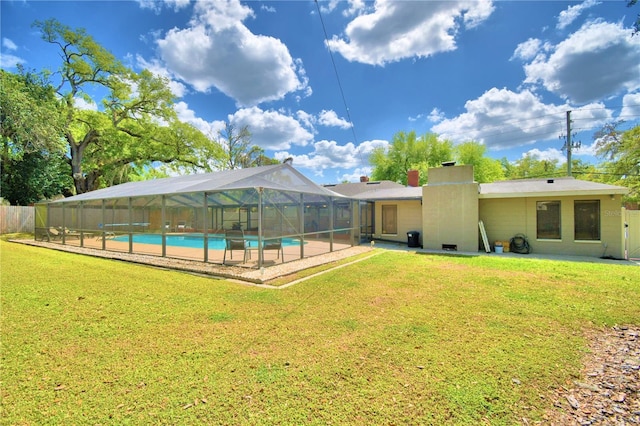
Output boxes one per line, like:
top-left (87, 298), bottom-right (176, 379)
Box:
top-left (37, 162), bottom-right (635, 265)
top-left (325, 174), bottom-right (423, 246)
top-left (330, 164), bottom-right (633, 260)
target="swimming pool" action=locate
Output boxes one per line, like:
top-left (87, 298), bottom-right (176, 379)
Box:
top-left (113, 233), bottom-right (299, 250)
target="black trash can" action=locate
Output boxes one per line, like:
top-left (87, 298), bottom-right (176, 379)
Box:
top-left (407, 231), bottom-right (420, 248)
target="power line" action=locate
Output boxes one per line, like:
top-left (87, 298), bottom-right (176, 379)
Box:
top-left (314, 0), bottom-right (359, 148)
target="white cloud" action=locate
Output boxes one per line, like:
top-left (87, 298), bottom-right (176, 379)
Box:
top-left (73, 97), bottom-right (98, 111)
top-left (557, 0), bottom-right (600, 30)
top-left (511, 38), bottom-right (543, 62)
top-left (173, 101), bottom-right (219, 137)
top-left (136, 55), bottom-right (187, 98)
top-left (326, 0), bottom-right (494, 65)
top-left (431, 87), bottom-right (612, 149)
top-left (522, 20), bottom-right (640, 104)
top-left (409, 108), bottom-right (446, 124)
top-left (318, 110), bottom-right (352, 129)
top-left (136, 0), bottom-right (189, 13)
top-left (336, 167), bottom-right (375, 184)
top-left (523, 141), bottom-right (596, 163)
top-left (274, 139), bottom-right (388, 177)
top-left (0, 53), bottom-right (25, 68)
top-left (620, 92), bottom-right (640, 120)
top-left (2, 38), bottom-right (17, 51)
top-left (156, 0), bottom-right (309, 106)
top-left (428, 108), bottom-right (445, 123)
top-left (230, 107), bottom-right (314, 150)
top-left (522, 148), bottom-right (566, 163)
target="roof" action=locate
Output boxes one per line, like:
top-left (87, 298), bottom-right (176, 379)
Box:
top-left (479, 177), bottom-right (628, 199)
top-left (326, 181), bottom-right (422, 200)
top-left (51, 164), bottom-right (346, 203)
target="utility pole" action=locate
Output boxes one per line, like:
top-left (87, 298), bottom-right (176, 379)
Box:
top-left (566, 111), bottom-right (573, 177)
top-left (562, 110), bottom-right (581, 177)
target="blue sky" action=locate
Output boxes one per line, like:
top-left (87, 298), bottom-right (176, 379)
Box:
top-left (2, 0), bottom-right (639, 184)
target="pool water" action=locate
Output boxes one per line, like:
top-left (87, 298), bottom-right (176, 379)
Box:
top-left (113, 233), bottom-right (298, 250)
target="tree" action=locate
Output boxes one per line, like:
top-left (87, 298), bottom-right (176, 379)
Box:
top-left (370, 131), bottom-right (453, 184)
top-left (454, 141), bottom-right (504, 183)
top-left (594, 122), bottom-right (640, 202)
top-left (1, 152), bottom-right (73, 205)
top-left (0, 69), bottom-right (73, 204)
top-left (212, 122), bottom-right (277, 170)
top-left (0, 69), bottom-right (65, 162)
top-left (33, 19), bottom-right (214, 194)
top-left (504, 154), bottom-right (562, 179)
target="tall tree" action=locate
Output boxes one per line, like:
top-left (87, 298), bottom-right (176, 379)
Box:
top-left (454, 141), bottom-right (504, 183)
top-left (33, 19), bottom-right (213, 194)
top-left (0, 69), bottom-right (73, 204)
top-left (594, 122), bottom-right (640, 202)
top-left (504, 154), bottom-right (562, 179)
top-left (0, 69), bottom-right (65, 162)
top-left (370, 131), bottom-right (453, 184)
top-left (212, 122), bottom-right (277, 170)
top-left (1, 152), bottom-right (72, 205)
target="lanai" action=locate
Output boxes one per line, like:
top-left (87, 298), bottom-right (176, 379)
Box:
top-left (35, 164), bottom-right (359, 268)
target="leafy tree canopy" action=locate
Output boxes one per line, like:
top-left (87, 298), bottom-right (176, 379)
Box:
top-left (212, 122), bottom-right (279, 170)
top-left (0, 69), bottom-right (65, 161)
top-left (1, 152), bottom-right (73, 205)
top-left (32, 19), bottom-right (217, 194)
top-left (454, 141), bottom-right (505, 183)
top-left (370, 132), bottom-right (506, 184)
top-left (370, 131), bottom-right (453, 184)
top-left (594, 122), bottom-right (640, 202)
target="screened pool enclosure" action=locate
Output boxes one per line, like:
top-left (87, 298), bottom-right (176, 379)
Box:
top-left (36, 164), bottom-right (360, 268)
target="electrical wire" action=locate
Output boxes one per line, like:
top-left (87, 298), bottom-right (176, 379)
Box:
top-left (314, 0), bottom-right (359, 149)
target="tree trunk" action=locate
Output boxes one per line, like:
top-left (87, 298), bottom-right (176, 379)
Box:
top-left (67, 130), bottom-right (98, 194)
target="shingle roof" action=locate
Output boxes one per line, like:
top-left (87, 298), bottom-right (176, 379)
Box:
top-left (326, 181), bottom-right (422, 200)
top-left (52, 164), bottom-right (345, 203)
top-left (479, 177), bottom-right (628, 198)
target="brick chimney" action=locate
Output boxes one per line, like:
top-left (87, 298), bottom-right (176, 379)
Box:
top-left (360, 176), bottom-right (370, 182)
top-left (407, 169), bottom-right (419, 187)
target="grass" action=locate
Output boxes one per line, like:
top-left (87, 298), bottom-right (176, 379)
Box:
top-left (1, 239), bottom-right (639, 425)
top-left (267, 250), bottom-right (377, 286)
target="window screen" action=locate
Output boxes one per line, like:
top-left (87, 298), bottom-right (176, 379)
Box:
top-left (574, 200), bottom-right (600, 240)
top-left (536, 201), bottom-right (561, 239)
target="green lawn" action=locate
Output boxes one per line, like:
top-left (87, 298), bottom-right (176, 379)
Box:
top-left (1, 240), bottom-right (639, 425)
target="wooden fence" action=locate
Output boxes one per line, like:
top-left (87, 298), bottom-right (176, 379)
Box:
top-left (0, 206), bottom-right (35, 234)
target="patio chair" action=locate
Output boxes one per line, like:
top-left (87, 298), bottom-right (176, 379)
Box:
top-left (223, 229), bottom-right (248, 264)
top-left (44, 227), bottom-right (62, 241)
top-left (263, 237), bottom-right (284, 262)
top-left (64, 228), bottom-right (83, 239)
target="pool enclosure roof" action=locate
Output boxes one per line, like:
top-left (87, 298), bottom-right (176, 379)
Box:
top-left (51, 164), bottom-right (346, 203)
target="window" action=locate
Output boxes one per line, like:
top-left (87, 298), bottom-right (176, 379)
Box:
top-left (381, 205), bottom-right (397, 234)
top-left (536, 201), bottom-right (561, 239)
top-left (575, 200), bottom-right (600, 240)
